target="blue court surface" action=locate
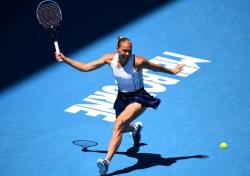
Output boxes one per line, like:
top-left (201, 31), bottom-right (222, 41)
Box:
top-left (1, 0), bottom-right (250, 175)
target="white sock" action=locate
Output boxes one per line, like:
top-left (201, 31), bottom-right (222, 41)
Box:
top-left (131, 124), bottom-right (137, 134)
top-left (104, 159), bottom-right (110, 164)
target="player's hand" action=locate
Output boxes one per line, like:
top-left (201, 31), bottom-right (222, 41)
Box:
top-left (55, 52), bottom-right (66, 62)
top-left (172, 64), bottom-right (185, 74)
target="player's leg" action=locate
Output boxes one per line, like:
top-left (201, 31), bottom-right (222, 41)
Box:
top-left (106, 102), bottom-right (144, 161)
top-left (122, 107), bottom-right (145, 133)
top-left (97, 102), bottom-right (144, 175)
top-left (121, 108), bottom-right (145, 146)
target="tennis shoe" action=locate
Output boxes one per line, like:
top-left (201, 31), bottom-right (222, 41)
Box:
top-left (132, 121), bottom-right (143, 146)
top-left (97, 159), bottom-right (109, 175)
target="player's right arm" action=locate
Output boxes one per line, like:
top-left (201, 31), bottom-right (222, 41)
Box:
top-left (55, 53), bottom-right (114, 72)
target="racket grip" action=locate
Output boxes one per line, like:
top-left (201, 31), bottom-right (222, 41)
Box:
top-left (54, 41), bottom-right (62, 62)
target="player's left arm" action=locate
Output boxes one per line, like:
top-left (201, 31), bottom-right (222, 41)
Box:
top-left (136, 56), bottom-right (185, 74)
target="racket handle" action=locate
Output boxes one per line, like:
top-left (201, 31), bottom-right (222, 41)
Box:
top-left (54, 41), bottom-right (62, 62)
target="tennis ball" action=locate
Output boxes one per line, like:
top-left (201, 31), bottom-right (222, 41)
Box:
top-left (220, 142), bottom-right (228, 150)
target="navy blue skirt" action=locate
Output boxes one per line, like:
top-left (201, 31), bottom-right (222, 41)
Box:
top-left (113, 88), bottom-right (161, 116)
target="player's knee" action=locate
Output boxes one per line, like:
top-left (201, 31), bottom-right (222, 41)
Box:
top-left (113, 119), bottom-right (125, 134)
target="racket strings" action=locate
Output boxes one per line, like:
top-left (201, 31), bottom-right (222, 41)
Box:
top-left (37, 1), bottom-right (62, 29)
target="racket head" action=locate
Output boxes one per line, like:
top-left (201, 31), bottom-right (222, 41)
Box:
top-left (72, 140), bottom-right (98, 151)
top-left (36, 0), bottom-right (62, 33)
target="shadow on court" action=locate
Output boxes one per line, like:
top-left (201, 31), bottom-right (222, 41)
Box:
top-left (82, 143), bottom-right (209, 175)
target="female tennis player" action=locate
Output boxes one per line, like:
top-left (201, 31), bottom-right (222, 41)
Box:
top-left (55, 37), bottom-right (185, 175)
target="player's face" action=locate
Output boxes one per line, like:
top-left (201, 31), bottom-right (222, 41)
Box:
top-left (117, 41), bottom-right (132, 61)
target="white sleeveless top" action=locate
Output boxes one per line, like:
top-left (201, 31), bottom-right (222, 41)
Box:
top-left (110, 53), bottom-right (144, 92)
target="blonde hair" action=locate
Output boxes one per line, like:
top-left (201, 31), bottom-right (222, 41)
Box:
top-left (117, 36), bottom-right (131, 48)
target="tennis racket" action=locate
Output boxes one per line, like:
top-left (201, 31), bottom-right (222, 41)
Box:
top-left (36, 0), bottom-right (62, 60)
